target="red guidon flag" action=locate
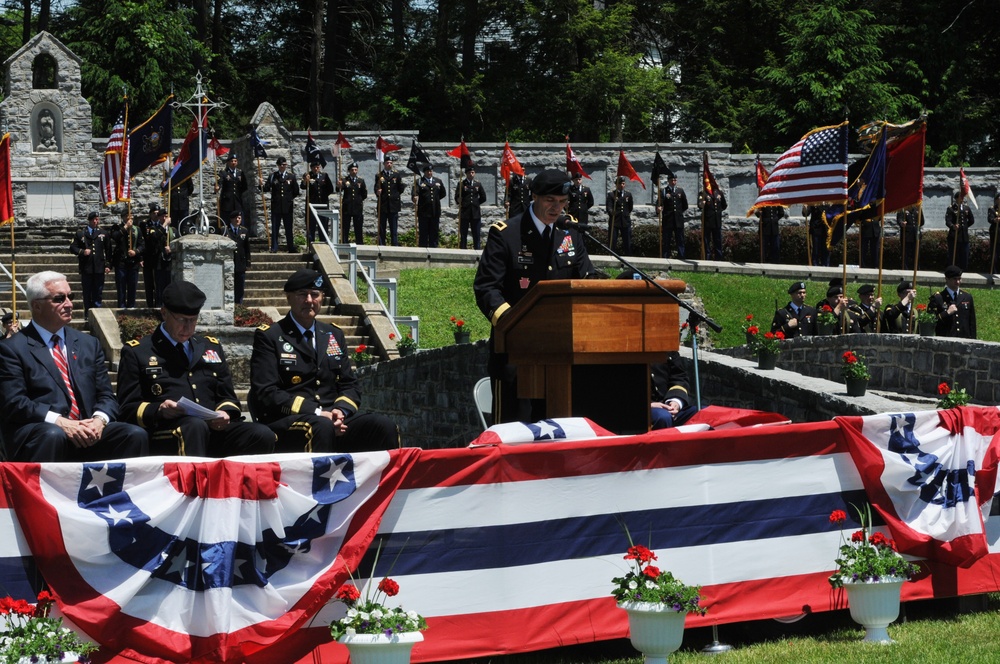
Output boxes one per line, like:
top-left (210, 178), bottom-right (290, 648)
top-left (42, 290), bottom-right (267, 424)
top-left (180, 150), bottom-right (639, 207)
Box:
top-left (500, 141), bottom-right (524, 185)
top-left (616, 150), bottom-right (645, 189)
top-left (565, 137), bottom-right (591, 180)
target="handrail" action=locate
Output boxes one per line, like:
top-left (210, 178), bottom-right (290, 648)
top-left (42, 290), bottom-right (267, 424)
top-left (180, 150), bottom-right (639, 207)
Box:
top-left (309, 203), bottom-right (401, 339)
top-left (0, 260), bottom-right (28, 299)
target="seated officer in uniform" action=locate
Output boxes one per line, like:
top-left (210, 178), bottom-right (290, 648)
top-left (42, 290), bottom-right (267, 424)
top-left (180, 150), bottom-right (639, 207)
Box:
top-left (117, 280), bottom-right (276, 457)
top-left (249, 269), bottom-right (398, 452)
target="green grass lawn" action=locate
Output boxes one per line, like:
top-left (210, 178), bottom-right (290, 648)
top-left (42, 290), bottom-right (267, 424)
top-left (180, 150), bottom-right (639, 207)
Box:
top-left (397, 268), bottom-right (1000, 349)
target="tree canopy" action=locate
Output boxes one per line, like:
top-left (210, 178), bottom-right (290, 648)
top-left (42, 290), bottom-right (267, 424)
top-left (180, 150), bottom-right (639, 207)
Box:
top-left (1, 0), bottom-right (997, 164)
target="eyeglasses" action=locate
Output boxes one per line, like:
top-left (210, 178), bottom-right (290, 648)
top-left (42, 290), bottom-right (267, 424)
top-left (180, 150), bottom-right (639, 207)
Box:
top-left (37, 293), bottom-right (74, 304)
top-left (166, 310), bottom-right (198, 326)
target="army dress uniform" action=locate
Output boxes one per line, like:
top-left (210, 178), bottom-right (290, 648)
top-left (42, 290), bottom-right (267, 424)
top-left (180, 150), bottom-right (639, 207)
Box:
top-left (217, 162), bottom-right (248, 224)
top-left (118, 327), bottom-right (275, 457)
top-left (302, 167), bottom-right (336, 242)
top-left (264, 160), bottom-right (301, 252)
top-left (338, 165), bottom-right (368, 244)
top-left (376, 166), bottom-right (407, 246)
top-left (413, 169), bottom-right (446, 248)
top-left (474, 173), bottom-right (597, 423)
top-left (456, 174), bottom-right (487, 250)
top-left (567, 180), bottom-right (595, 228)
top-left (929, 288), bottom-right (976, 339)
top-left (249, 315), bottom-right (398, 453)
top-left (698, 190), bottom-right (727, 260)
top-left (504, 173), bottom-right (532, 218)
top-left (222, 212), bottom-right (252, 304)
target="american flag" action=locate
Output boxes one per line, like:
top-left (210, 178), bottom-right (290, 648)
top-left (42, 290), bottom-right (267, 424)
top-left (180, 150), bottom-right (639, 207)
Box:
top-left (749, 122), bottom-right (848, 214)
top-left (99, 108), bottom-right (130, 205)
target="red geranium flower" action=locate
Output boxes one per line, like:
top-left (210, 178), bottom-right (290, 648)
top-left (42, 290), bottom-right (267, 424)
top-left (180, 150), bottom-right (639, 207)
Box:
top-left (356, 344), bottom-right (367, 353)
top-left (455, 319), bottom-right (464, 328)
top-left (843, 351), bottom-right (857, 364)
top-left (829, 509), bottom-right (847, 524)
top-left (821, 304), bottom-right (833, 312)
top-left (775, 331), bottom-right (785, 340)
top-left (336, 584), bottom-right (361, 602)
top-left (745, 314), bottom-right (753, 321)
top-left (747, 325), bottom-right (759, 335)
top-left (869, 532), bottom-right (890, 547)
top-left (643, 565), bottom-right (661, 579)
top-left (389, 332), bottom-right (396, 340)
top-left (916, 303), bottom-right (927, 311)
top-left (378, 577), bottom-right (400, 597)
top-left (851, 530), bottom-right (865, 543)
top-left (624, 544), bottom-right (657, 563)
top-left (764, 331), bottom-right (775, 340)
top-left (938, 382), bottom-right (951, 395)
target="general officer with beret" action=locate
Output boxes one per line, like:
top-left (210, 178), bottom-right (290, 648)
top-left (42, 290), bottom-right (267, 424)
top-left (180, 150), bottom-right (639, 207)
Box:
top-left (771, 281), bottom-right (816, 338)
top-left (249, 269), bottom-right (398, 452)
top-left (117, 281), bottom-right (276, 457)
top-left (474, 169), bottom-right (597, 423)
top-left (929, 265), bottom-right (976, 338)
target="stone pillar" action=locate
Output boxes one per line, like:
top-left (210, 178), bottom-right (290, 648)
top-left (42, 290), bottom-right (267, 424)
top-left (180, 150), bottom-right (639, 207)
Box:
top-left (171, 234), bottom-right (236, 325)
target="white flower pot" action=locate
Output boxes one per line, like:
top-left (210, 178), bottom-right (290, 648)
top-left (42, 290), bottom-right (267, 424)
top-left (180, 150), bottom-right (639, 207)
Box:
top-left (618, 601), bottom-right (687, 664)
top-left (338, 631), bottom-right (423, 664)
top-left (844, 578), bottom-right (905, 643)
top-left (15, 656), bottom-right (79, 663)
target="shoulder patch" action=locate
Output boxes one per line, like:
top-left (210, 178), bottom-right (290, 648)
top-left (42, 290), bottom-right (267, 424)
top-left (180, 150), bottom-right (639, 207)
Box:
top-left (258, 323), bottom-right (270, 331)
top-left (126, 339), bottom-right (140, 347)
top-left (205, 336), bottom-right (219, 344)
top-left (490, 220), bottom-right (508, 232)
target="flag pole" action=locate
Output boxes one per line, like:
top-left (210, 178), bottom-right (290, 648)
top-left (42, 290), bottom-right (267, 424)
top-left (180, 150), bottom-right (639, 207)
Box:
top-left (657, 175), bottom-right (663, 259)
top-left (805, 206), bottom-right (813, 266)
top-left (256, 155), bottom-right (270, 248)
top-left (876, 198), bottom-right (886, 332)
top-left (909, 201), bottom-right (924, 333)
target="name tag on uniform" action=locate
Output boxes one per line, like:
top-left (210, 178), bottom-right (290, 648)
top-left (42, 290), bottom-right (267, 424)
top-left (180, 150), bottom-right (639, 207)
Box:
top-left (517, 251), bottom-right (533, 265)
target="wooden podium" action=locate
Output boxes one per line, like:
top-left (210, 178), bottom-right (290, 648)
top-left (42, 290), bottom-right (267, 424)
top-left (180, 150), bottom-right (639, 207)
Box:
top-left (495, 279), bottom-right (684, 434)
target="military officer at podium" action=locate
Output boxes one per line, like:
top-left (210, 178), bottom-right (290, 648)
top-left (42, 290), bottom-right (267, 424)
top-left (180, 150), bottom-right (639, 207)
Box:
top-left (473, 169), bottom-right (596, 424)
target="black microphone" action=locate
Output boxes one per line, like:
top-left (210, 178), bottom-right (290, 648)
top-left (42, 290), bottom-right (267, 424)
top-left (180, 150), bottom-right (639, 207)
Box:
top-left (554, 214), bottom-right (579, 230)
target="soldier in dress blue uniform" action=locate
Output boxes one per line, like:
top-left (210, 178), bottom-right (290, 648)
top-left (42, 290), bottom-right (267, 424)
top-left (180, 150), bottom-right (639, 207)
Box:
top-left (657, 174), bottom-right (688, 258)
top-left (215, 153), bottom-right (248, 229)
top-left (301, 160), bottom-right (335, 243)
top-left (264, 156), bottom-right (301, 253)
top-left (456, 166), bottom-right (487, 250)
top-left (606, 176), bottom-right (634, 255)
top-left (928, 265), bottom-right (976, 338)
top-left (412, 163), bottom-right (446, 248)
top-left (69, 211), bottom-right (112, 315)
top-left (771, 281), bottom-right (817, 338)
top-left (117, 281), bottom-right (276, 457)
top-left (376, 157), bottom-right (407, 246)
top-left (249, 269), bottom-right (398, 452)
top-left (504, 172), bottom-right (532, 218)
top-left (222, 210), bottom-right (252, 304)
top-left (567, 172), bottom-right (595, 228)
top-left (474, 169), bottom-right (597, 423)
top-left (337, 161), bottom-right (368, 244)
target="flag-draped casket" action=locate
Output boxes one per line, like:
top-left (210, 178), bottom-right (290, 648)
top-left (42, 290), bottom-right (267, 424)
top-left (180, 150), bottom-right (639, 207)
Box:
top-left (2, 407), bottom-right (1000, 663)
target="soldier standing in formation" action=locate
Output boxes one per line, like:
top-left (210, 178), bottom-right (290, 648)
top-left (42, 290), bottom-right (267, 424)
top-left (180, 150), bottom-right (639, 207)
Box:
top-left (338, 161), bottom-right (367, 244)
top-left (987, 193), bottom-right (1000, 272)
top-left (929, 265), bottom-right (976, 338)
top-left (264, 156), bottom-right (300, 253)
top-left (301, 160), bottom-right (335, 243)
top-left (141, 204), bottom-right (163, 307)
top-left (657, 173), bottom-right (688, 259)
top-left (69, 211), bottom-right (111, 316)
top-left (413, 163), bottom-right (446, 248)
top-left (756, 206), bottom-right (786, 264)
top-left (698, 187), bottom-right (727, 260)
top-left (859, 216), bottom-right (881, 269)
top-left (215, 153), bottom-right (248, 227)
top-left (803, 204), bottom-right (829, 266)
top-left (456, 166), bottom-right (487, 250)
top-left (896, 205), bottom-right (924, 270)
top-left (222, 210), bottom-right (252, 305)
top-left (117, 281), bottom-right (276, 457)
top-left (110, 212), bottom-right (144, 309)
top-left (566, 172), bottom-right (594, 228)
top-left (606, 176), bottom-right (633, 255)
top-left (945, 191), bottom-right (974, 271)
top-left (376, 157), bottom-right (406, 246)
top-left (504, 173), bottom-right (531, 218)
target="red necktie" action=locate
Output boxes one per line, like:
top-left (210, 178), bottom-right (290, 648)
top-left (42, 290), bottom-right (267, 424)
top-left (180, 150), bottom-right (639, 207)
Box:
top-left (51, 335), bottom-right (81, 420)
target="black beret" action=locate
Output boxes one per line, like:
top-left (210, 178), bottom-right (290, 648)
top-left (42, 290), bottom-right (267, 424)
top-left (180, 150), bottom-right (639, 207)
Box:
top-left (464, 166), bottom-right (475, 173)
top-left (422, 163), bottom-right (433, 173)
top-left (384, 156), bottom-right (394, 163)
top-left (148, 202), bottom-right (161, 212)
top-left (348, 161), bottom-right (359, 169)
top-left (276, 156), bottom-right (287, 165)
top-left (162, 281), bottom-right (206, 316)
top-left (896, 280), bottom-right (913, 293)
top-left (228, 209), bottom-right (242, 219)
top-left (616, 176), bottom-right (627, 184)
top-left (828, 277), bottom-right (843, 287)
top-left (284, 268), bottom-right (325, 292)
top-left (87, 211), bottom-right (99, 220)
top-left (857, 284), bottom-right (875, 296)
top-left (944, 265), bottom-right (963, 278)
top-left (530, 169), bottom-right (572, 196)
top-left (226, 153), bottom-right (238, 161)
top-left (571, 172), bottom-right (583, 179)
top-left (788, 281), bottom-right (806, 294)
top-left (2, 312), bottom-right (13, 325)
top-left (310, 160), bottom-right (321, 168)
top-left (827, 285), bottom-right (844, 298)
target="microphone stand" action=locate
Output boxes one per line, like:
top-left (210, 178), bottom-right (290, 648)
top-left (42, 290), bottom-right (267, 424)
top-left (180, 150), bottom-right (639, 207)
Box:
top-left (558, 216), bottom-right (722, 410)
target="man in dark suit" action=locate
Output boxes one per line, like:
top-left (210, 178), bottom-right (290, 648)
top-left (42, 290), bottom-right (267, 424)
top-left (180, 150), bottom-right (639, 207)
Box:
top-left (221, 210), bottom-right (252, 304)
top-left (412, 163), bottom-right (446, 248)
top-left (606, 176), bottom-right (634, 255)
top-left (70, 211), bottom-right (112, 315)
top-left (376, 157), bottom-right (407, 246)
top-left (474, 169), bottom-right (597, 423)
top-left (249, 269), bottom-right (398, 453)
top-left (567, 172), bottom-right (594, 228)
top-left (117, 281), bottom-right (275, 457)
top-left (301, 160), bottom-right (335, 243)
top-left (0, 271), bottom-right (147, 461)
top-left (929, 265), bottom-right (976, 338)
top-left (215, 153), bottom-right (248, 229)
top-left (456, 166), bottom-right (487, 250)
top-left (771, 281), bottom-right (817, 338)
top-left (338, 161), bottom-right (367, 244)
top-left (264, 156), bottom-right (300, 253)
top-left (657, 174), bottom-right (688, 258)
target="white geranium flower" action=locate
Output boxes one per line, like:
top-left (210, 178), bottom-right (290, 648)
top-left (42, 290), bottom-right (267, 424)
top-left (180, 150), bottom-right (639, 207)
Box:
top-left (628, 580), bottom-right (638, 590)
top-left (645, 580), bottom-right (656, 590)
top-left (371, 608), bottom-right (384, 619)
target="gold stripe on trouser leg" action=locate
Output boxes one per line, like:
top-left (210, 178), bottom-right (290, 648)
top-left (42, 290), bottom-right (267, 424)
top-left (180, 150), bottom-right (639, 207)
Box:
top-left (152, 427), bottom-right (185, 456)
top-left (289, 421), bottom-right (314, 453)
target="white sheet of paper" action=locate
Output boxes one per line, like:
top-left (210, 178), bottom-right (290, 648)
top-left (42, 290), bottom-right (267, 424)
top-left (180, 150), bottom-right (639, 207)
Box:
top-left (178, 397), bottom-right (225, 421)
